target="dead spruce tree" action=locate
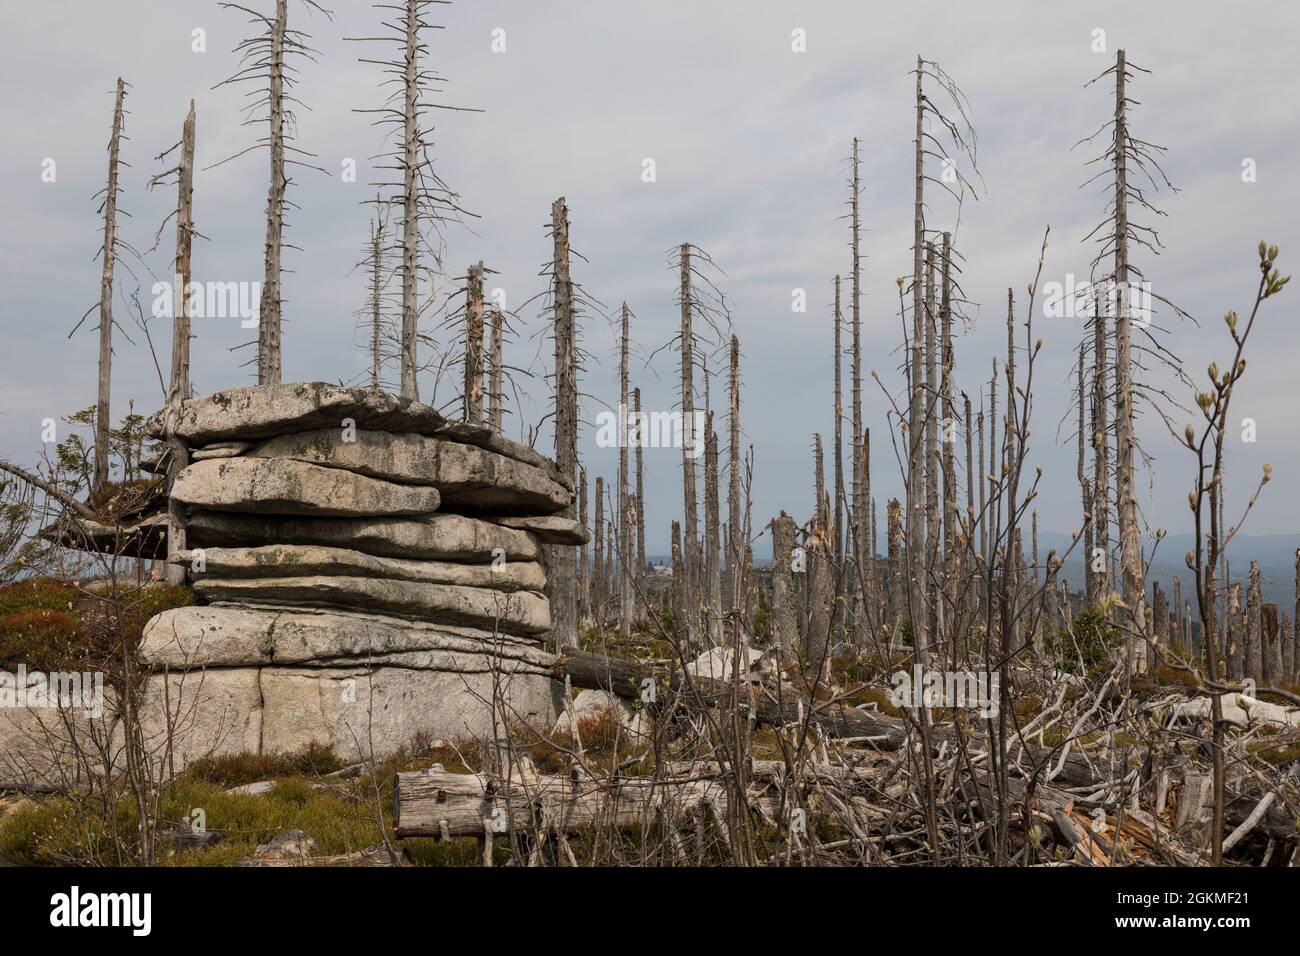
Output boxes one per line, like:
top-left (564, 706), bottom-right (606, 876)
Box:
top-left (217, 0), bottom-right (333, 384)
top-left (146, 100), bottom-right (197, 585)
top-left (705, 413), bottom-right (722, 647)
top-left (847, 140), bottom-right (865, 629)
top-left (345, 193), bottom-right (398, 391)
top-left (901, 56), bottom-right (979, 658)
top-left (831, 275), bottom-right (845, 627)
top-left (489, 303), bottom-right (505, 430)
top-left (1078, 49), bottom-right (1179, 669)
top-left (463, 261), bottom-right (485, 422)
top-left (618, 302), bottom-right (633, 636)
top-left (726, 335), bottom-right (742, 609)
top-left (549, 198), bottom-right (579, 647)
top-left (634, 385), bottom-right (647, 601)
top-left (84, 78), bottom-right (127, 501)
top-left (664, 242), bottom-right (729, 641)
top-left (348, 0), bottom-right (472, 400)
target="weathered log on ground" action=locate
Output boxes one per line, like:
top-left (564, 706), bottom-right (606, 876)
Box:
top-left (234, 847), bottom-right (407, 867)
top-left (392, 763), bottom-right (888, 839)
top-left (550, 647), bottom-right (906, 745)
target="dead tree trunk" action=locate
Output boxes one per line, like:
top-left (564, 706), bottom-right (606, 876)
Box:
top-left (977, 401), bottom-right (986, 564)
top-left (679, 243), bottom-right (699, 631)
top-left (94, 77), bottom-right (127, 500)
top-left (1078, 343), bottom-right (1095, 605)
top-left (1226, 581), bottom-right (1242, 680)
top-left (1263, 602), bottom-right (1282, 686)
top-left (398, 0), bottom-right (420, 399)
top-left (861, 428), bottom-right (874, 637)
top-left (924, 242), bottom-right (939, 654)
top-left (550, 197), bottom-right (579, 648)
top-left (832, 274), bottom-right (844, 565)
top-left (578, 465), bottom-right (589, 622)
top-left (1171, 576), bottom-right (1183, 647)
top-left (726, 336), bottom-right (742, 610)
top-left (593, 475), bottom-right (605, 623)
top-left (464, 261), bottom-right (485, 423)
top-left (1091, 271), bottom-right (1110, 601)
top-left (1152, 580), bottom-right (1168, 647)
top-left (258, 0), bottom-right (287, 387)
top-left (771, 512), bottom-right (798, 657)
top-left (164, 100), bottom-right (196, 587)
top-left (705, 415), bottom-right (722, 647)
top-left (368, 212), bottom-right (386, 391)
top-left (886, 498), bottom-right (903, 646)
top-left (618, 302), bottom-right (632, 638)
top-left (488, 305), bottom-right (504, 430)
top-left (939, 233), bottom-right (956, 627)
top-left (807, 516), bottom-right (833, 678)
top-left (907, 62), bottom-right (927, 659)
top-left (671, 521), bottom-right (688, 649)
top-left (634, 387), bottom-right (647, 605)
top-left (1282, 612), bottom-right (1295, 685)
top-left (849, 139), bottom-right (865, 633)
top-left (1111, 49), bottom-right (1146, 671)
top-left (1247, 562), bottom-right (1262, 683)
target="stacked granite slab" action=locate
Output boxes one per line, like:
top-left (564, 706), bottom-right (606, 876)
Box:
top-left (137, 382), bottom-right (584, 763)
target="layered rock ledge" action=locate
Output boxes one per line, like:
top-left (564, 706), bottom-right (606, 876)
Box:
top-left (0, 382), bottom-right (580, 776)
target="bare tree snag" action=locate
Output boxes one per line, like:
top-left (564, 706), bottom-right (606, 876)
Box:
top-left (618, 302), bottom-right (632, 637)
top-left (1077, 342), bottom-right (1095, 605)
top-left (907, 60), bottom-right (927, 657)
top-left (678, 243), bottom-right (699, 624)
top-left (489, 305), bottom-right (503, 431)
top-left (671, 520), bottom-right (688, 649)
top-left (398, 0), bottom-right (420, 398)
top-left (1111, 49), bottom-right (1146, 671)
top-left (924, 242), bottom-right (939, 653)
top-left (726, 336), bottom-right (742, 610)
top-left (939, 233), bottom-right (956, 619)
top-left (593, 475), bottom-right (605, 620)
top-left (849, 140), bottom-right (865, 632)
top-left (705, 414), bottom-right (721, 647)
top-left (634, 386), bottom-right (646, 602)
top-left (464, 261), bottom-right (485, 423)
top-left (164, 100), bottom-right (196, 586)
top-left (977, 401), bottom-right (986, 564)
top-left (771, 512), bottom-right (798, 657)
top-left (1226, 581), bottom-right (1242, 680)
top-left (257, 0), bottom-right (289, 386)
top-left (1247, 562), bottom-right (1262, 683)
top-left (550, 197), bottom-right (579, 648)
top-left (94, 77), bottom-right (127, 500)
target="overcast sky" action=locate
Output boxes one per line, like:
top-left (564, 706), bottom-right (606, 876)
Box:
top-left (2, 1), bottom-right (1298, 556)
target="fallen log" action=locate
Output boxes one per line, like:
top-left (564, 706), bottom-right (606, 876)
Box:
top-left (234, 847), bottom-right (406, 867)
top-left (550, 647), bottom-right (907, 745)
top-left (393, 762), bottom-right (889, 840)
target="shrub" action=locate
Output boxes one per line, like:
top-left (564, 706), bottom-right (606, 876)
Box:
top-left (0, 609), bottom-right (82, 670)
top-left (1051, 607), bottom-right (1121, 676)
